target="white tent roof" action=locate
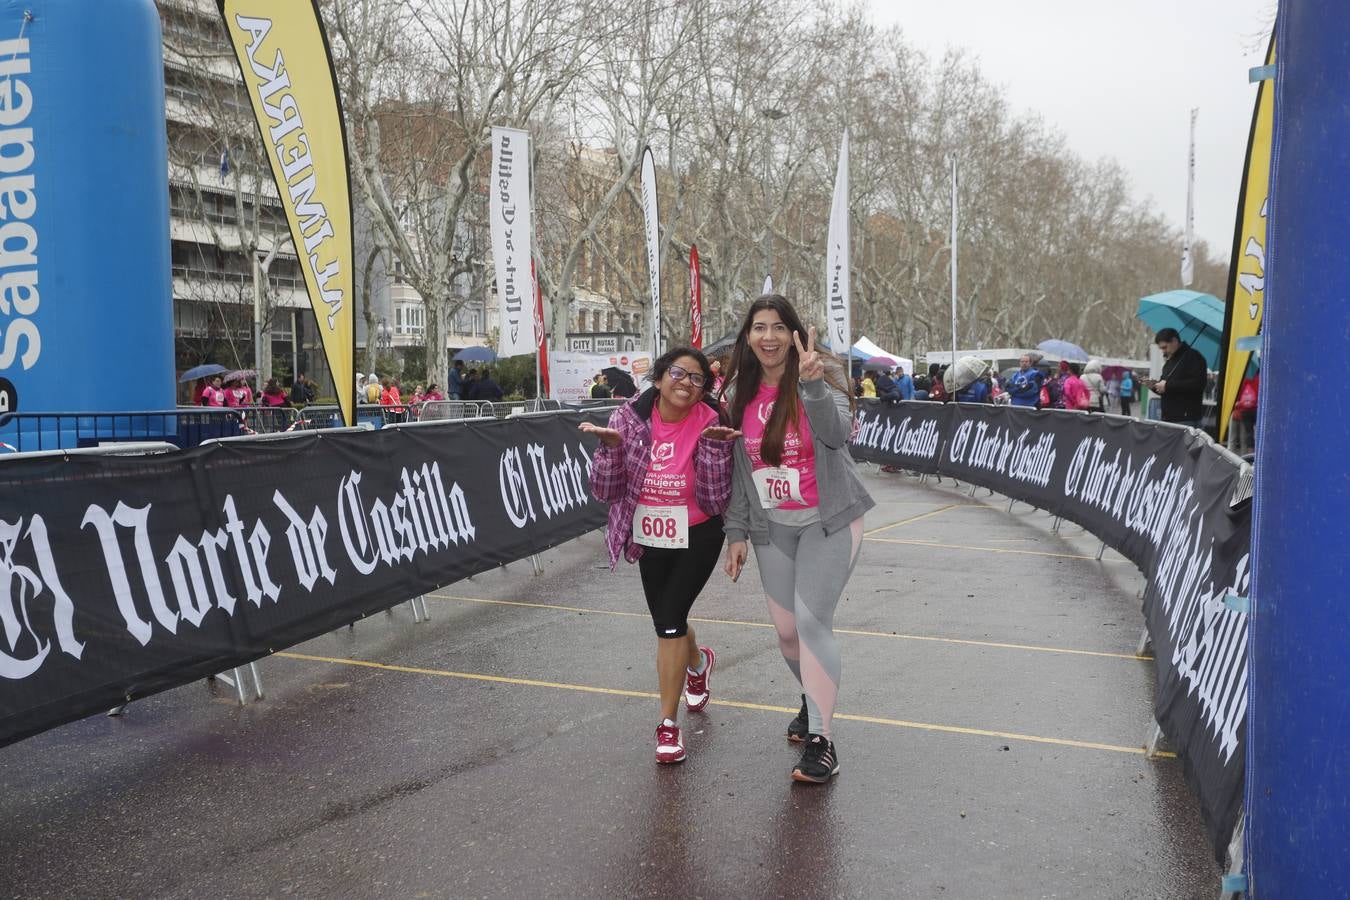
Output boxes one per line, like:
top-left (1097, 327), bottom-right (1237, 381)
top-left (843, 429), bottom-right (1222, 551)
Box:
top-left (853, 336), bottom-right (914, 374)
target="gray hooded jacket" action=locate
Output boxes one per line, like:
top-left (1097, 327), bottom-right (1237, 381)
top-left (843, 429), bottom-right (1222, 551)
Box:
top-left (1081, 359), bottom-right (1106, 408)
top-left (724, 373), bottom-right (875, 545)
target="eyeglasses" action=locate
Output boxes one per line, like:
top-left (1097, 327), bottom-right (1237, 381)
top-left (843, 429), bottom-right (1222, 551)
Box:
top-left (666, 365), bottom-right (707, 388)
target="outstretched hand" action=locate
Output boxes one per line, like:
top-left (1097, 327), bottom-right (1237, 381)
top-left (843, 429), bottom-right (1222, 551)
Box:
top-left (701, 426), bottom-right (742, 442)
top-left (794, 326), bottom-right (824, 381)
top-left (578, 421), bottom-right (621, 448)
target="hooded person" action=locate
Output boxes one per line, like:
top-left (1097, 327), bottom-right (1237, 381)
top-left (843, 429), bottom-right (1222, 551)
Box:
top-left (1080, 359), bottom-right (1106, 413)
top-left (931, 364), bottom-right (949, 402)
top-left (951, 356), bottom-right (991, 404)
top-left (603, 366), bottom-right (639, 399)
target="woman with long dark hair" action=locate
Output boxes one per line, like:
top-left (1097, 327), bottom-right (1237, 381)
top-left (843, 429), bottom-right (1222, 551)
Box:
top-left (582, 346), bottom-right (740, 764)
top-left (720, 295), bottom-right (875, 783)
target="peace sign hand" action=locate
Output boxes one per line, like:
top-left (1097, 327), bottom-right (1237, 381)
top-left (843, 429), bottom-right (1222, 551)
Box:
top-left (794, 326), bottom-right (824, 382)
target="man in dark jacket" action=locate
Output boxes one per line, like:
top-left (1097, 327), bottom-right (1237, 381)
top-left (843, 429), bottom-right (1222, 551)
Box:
top-left (289, 374), bottom-right (316, 406)
top-left (447, 360), bottom-right (465, 400)
top-left (873, 370), bottom-right (902, 402)
top-left (468, 368), bottom-right (505, 402)
top-left (1144, 328), bottom-right (1208, 425)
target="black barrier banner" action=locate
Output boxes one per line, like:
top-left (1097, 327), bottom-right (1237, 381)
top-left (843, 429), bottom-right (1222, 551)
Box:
top-left (851, 400), bottom-right (1250, 858)
top-left (0, 413), bottom-right (608, 749)
top-left (849, 401), bottom-right (949, 474)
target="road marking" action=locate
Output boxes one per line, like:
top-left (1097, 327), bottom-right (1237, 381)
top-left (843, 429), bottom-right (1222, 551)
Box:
top-left (864, 504), bottom-right (972, 536)
top-left (427, 593), bottom-right (1153, 661)
top-left (275, 651), bottom-right (1174, 758)
top-left (866, 535), bottom-right (1129, 563)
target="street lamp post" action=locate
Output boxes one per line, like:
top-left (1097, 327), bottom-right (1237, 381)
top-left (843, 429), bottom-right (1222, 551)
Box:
top-left (376, 317), bottom-right (392, 354)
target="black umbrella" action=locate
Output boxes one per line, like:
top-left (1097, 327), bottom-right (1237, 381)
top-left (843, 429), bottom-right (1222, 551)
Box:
top-left (701, 332), bottom-right (739, 357)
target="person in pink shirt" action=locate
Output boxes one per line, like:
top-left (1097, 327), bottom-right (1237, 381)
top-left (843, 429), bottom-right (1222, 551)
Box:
top-left (721, 295), bottom-right (875, 784)
top-left (260, 378), bottom-right (288, 407)
top-left (225, 378), bottom-right (253, 408)
top-left (198, 375), bottom-right (226, 407)
top-left (1062, 362), bottom-right (1092, 411)
top-left (582, 347), bottom-right (739, 764)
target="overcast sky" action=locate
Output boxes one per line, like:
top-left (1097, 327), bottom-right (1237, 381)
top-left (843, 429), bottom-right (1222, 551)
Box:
top-left (868, 0), bottom-right (1274, 256)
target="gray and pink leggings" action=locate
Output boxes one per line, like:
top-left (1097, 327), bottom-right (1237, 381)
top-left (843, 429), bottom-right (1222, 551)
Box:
top-left (755, 517), bottom-right (865, 739)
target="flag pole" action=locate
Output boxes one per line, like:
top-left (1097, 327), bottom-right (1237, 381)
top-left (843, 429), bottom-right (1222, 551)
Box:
top-left (534, 262), bottom-right (541, 401)
top-left (950, 155), bottom-right (959, 365)
top-left (1182, 108), bottom-right (1198, 288)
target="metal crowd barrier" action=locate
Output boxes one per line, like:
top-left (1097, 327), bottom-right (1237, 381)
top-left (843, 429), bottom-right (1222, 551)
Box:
top-left (484, 399), bottom-right (552, 418)
top-left (290, 403), bottom-right (394, 431)
top-left (238, 406), bottom-right (299, 434)
top-left (418, 399), bottom-right (489, 421)
top-left (0, 408), bottom-right (251, 452)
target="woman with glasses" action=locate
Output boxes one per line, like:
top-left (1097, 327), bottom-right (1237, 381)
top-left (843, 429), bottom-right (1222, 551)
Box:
top-left (720, 295), bottom-right (874, 784)
top-left (581, 347), bottom-right (741, 764)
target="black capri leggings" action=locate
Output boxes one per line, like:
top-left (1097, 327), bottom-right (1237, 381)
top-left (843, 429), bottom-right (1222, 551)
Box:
top-left (637, 516), bottom-right (725, 638)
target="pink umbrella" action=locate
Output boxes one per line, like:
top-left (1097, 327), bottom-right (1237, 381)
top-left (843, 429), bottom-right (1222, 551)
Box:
top-left (861, 355), bottom-right (898, 372)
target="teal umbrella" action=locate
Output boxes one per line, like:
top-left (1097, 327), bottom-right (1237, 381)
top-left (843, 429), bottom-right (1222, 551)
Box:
top-left (1136, 290), bottom-right (1224, 369)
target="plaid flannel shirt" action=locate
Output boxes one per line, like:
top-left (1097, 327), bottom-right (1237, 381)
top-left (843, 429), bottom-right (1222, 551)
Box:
top-left (589, 390), bottom-right (734, 568)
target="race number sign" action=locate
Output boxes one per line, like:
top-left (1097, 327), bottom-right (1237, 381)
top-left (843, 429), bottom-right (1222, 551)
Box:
top-left (632, 503), bottom-right (689, 548)
top-left (753, 466), bottom-right (804, 508)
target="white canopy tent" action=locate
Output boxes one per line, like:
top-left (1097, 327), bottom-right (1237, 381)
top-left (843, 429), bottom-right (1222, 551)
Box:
top-left (852, 336), bottom-right (914, 375)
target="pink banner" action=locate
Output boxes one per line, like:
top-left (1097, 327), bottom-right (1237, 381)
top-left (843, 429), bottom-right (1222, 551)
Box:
top-left (532, 259), bottom-right (549, 395)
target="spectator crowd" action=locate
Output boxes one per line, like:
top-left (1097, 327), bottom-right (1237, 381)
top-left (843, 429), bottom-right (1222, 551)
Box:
top-left (852, 354), bottom-right (1145, 418)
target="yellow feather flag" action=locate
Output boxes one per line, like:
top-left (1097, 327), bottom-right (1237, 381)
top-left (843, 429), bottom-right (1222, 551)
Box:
top-left (218, 1), bottom-right (356, 426)
top-left (1218, 33), bottom-right (1275, 442)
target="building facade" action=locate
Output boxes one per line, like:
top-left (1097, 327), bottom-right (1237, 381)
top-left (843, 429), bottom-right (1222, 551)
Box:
top-left (158, 0), bottom-right (341, 399)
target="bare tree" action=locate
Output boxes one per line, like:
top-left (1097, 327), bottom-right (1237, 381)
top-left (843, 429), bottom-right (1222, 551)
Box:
top-left (533, 0), bottom-right (713, 352)
top-left (320, 0), bottom-right (1233, 374)
top-left (329, 0), bottom-right (602, 385)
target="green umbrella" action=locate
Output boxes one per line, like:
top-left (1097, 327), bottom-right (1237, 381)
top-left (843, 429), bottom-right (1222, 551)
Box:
top-left (1136, 290), bottom-right (1224, 368)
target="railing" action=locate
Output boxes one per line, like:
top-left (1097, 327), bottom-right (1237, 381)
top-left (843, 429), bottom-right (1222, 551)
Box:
top-left (286, 399), bottom-right (569, 431)
top-left (417, 400), bottom-right (490, 421)
top-left (0, 408), bottom-right (253, 452)
top-left (481, 399), bottom-right (563, 418)
top-left (171, 264), bottom-right (306, 292)
top-left (290, 403), bottom-right (391, 431)
top-left (236, 406), bottom-right (300, 434)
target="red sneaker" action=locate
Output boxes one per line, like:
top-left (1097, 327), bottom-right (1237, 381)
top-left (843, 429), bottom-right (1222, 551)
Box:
top-left (684, 646), bottom-right (715, 712)
top-left (655, 722), bottom-right (686, 764)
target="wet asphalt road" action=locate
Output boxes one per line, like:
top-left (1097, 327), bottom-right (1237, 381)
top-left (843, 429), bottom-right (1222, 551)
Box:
top-left (0, 468), bottom-right (1220, 899)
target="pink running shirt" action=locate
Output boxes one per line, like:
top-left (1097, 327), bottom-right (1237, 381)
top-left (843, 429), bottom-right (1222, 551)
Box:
top-left (741, 383), bottom-right (819, 510)
top-left (639, 402), bottom-right (719, 525)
